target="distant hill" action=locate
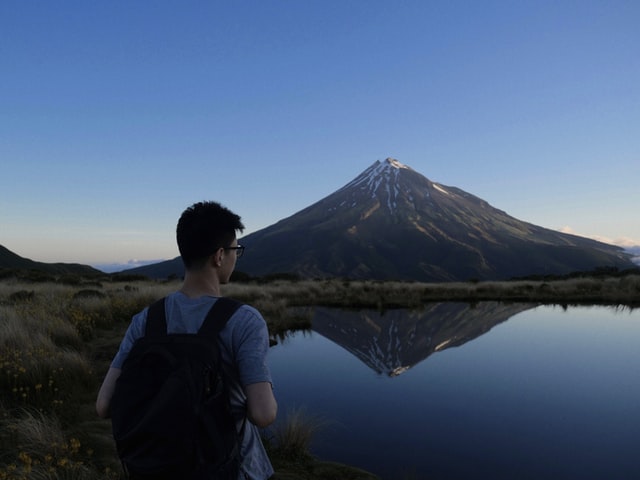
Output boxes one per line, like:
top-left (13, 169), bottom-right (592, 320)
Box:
top-left (116, 256), bottom-right (183, 279)
top-left (121, 158), bottom-right (635, 282)
top-left (0, 245), bottom-right (102, 277)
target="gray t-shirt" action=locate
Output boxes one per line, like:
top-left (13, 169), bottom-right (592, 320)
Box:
top-left (111, 292), bottom-right (274, 480)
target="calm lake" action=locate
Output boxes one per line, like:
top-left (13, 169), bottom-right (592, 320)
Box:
top-left (268, 302), bottom-right (640, 480)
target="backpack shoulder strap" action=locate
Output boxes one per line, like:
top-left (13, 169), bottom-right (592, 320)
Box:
top-left (198, 297), bottom-right (243, 339)
top-left (144, 297), bottom-right (168, 337)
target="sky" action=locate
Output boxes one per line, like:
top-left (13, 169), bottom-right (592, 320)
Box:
top-left (2, 1), bottom-right (639, 272)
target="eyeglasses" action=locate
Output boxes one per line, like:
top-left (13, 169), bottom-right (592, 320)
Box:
top-left (223, 245), bottom-right (245, 258)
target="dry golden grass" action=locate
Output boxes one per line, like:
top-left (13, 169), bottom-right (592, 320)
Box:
top-left (0, 409), bottom-right (109, 480)
top-left (0, 279), bottom-right (157, 479)
top-left (224, 274), bottom-right (640, 309)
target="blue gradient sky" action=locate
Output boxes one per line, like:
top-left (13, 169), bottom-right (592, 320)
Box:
top-left (2, 1), bottom-right (639, 271)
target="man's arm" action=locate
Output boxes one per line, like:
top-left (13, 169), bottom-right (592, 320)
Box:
top-left (96, 367), bottom-right (121, 419)
top-left (245, 382), bottom-right (277, 428)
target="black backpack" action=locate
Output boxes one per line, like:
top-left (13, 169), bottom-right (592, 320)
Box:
top-left (110, 296), bottom-right (244, 480)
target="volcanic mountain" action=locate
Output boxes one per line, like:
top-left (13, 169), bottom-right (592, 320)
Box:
top-left (237, 158), bottom-right (633, 281)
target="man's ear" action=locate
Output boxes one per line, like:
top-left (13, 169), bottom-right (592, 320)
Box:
top-left (210, 248), bottom-right (223, 268)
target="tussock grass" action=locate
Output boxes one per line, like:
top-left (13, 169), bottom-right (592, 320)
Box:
top-left (0, 279), bottom-right (165, 479)
top-left (267, 408), bottom-right (327, 461)
top-left (0, 307), bottom-right (93, 423)
top-left (226, 274), bottom-right (640, 309)
top-left (266, 409), bottom-right (381, 480)
top-left (0, 409), bottom-right (117, 480)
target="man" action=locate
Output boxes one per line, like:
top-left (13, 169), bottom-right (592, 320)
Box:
top-left (97, 201), bottom-right (277, 479)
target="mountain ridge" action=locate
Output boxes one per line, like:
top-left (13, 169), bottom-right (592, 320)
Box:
top-left (0, 244), bottom-right (102, 277)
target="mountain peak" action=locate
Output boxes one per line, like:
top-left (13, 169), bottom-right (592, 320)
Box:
top-left (336, 158), bottom-right (419, 213)
top-left (384, 157), bottom-right (411, 170)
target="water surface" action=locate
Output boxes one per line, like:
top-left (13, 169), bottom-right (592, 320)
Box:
top-left (268, 303), bottom-right (640, 480)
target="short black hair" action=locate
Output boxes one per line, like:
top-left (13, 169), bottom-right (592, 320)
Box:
top-left (176, 201), bottom-right (245, 270)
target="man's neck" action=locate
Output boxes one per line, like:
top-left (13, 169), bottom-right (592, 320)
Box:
top-left (179, 270), bottom-right (221, 298)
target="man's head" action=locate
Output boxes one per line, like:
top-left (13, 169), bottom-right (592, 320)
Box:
top-left (176, 201), bottom-right (245, 271)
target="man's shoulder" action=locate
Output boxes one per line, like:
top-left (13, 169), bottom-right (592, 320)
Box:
top-left (229, 302), bottom-right (267, 328)
top-left (233, 302), bottom-right (260, 317)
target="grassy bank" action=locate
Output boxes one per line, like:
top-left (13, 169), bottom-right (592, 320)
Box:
top-left (223, 273), bottom-right (640, 309)
top-left (0, 273), bottom-right (638, 479)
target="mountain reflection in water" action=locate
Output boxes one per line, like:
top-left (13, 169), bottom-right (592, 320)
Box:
top-left (271, 304), bottom-right (640, 480)
top-left (311, 302), bottom-right (535, 376)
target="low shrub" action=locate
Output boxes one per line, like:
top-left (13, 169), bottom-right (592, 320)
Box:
top-left (7, 291), bottom-right (35, 304)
